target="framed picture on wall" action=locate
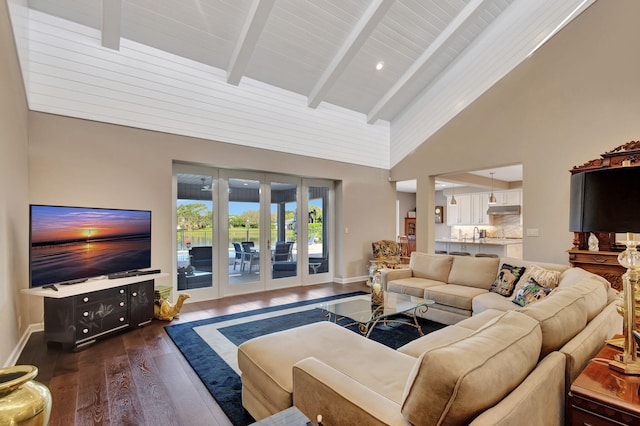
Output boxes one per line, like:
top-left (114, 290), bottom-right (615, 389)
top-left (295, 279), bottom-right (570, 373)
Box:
top-left (435, 205), bottom-right (444, 223)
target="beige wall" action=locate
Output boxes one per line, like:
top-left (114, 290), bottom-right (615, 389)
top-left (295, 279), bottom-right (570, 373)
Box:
top-left (391, 1), bottom-right (640, 264)
top-left (26, 112), bottom-right (398, 324)
top-left (1, 0), bottom-right (29, 366)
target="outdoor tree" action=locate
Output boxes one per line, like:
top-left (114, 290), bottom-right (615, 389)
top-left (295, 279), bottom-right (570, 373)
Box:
top-left (177, 203), bottom-right (211, 229)
top-left (229, 214), bottom-right (245, 228)
top-left (241, 210), bottom-right (260, 228)
top-left (308, 205), bottom-right (323, 223)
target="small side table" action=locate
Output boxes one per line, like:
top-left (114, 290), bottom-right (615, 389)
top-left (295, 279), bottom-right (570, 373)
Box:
top-left (568, 342), bottom-right (640, 425)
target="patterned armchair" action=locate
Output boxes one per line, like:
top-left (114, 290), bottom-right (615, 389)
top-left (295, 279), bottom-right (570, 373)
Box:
top-left (371, 240), bottom-right (400, 270)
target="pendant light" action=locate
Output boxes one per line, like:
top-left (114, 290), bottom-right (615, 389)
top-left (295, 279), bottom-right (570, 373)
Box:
top-left (449, 185), bottom-right (457, 206)
top-left (488, 172), bottom-right (497, 205)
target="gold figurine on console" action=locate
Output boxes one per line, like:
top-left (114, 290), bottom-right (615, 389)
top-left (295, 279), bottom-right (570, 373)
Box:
top-left (154, 293), bottom-right (190, 321)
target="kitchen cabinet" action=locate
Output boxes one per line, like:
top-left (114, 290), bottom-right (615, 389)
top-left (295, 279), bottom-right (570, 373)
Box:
top-left (471, 193), bottom-right (490, 225)
top-left (505, 243), bottom-right (523, 259)
top-left (446, 197), bottom-right (458, 225)
top-left (446, 194), bottom-right (471, 225)
top-left (447, 190), bottom-right (522, 226)
top-left (493, 189), bottom-right (521, 206)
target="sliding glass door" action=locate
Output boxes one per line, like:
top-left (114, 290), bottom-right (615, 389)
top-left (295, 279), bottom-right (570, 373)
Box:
top-left (175, 164), bottom-right (333, 299)
top-left (306, 180), bottom-right (332, 283)
top-left (269, 175), bottom-right (299, 287)
top-left (174, 164), bottom-right (218, 301)
top-left (222, 171), bottom-right (270, 294)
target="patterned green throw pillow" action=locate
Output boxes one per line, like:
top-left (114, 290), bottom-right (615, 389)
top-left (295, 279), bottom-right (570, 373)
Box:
top-left (489, 263), bottom-right (526, 297)
top-left (512, 278), bottom-right (553, 307)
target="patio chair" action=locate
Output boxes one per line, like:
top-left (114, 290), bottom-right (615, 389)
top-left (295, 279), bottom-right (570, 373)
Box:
top-left (242, 243), bottom-right (260, 272)
top-left (273, 242), bottom-right (292, 262)
top-left (232, 243), bottom-right (243, 270)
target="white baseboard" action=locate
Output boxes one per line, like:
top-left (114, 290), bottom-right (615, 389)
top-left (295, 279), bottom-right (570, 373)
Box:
top-left (4, 323), bottom-right (44, 368)
top-left (334, 275), bottom-right (368, 284)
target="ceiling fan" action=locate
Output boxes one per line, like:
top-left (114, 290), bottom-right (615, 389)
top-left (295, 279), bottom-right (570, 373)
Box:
top-left (201, 177), bottom-right (212, 192)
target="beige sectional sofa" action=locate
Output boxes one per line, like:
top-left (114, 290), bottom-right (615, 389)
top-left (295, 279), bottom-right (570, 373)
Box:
top-left (237, 252), bottom-right (621, 425)
top-left (382, 253), bottom-right (573, 325)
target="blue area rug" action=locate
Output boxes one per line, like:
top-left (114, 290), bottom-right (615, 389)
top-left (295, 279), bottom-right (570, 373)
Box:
top-left (164, 291), bottom-right (445, 425)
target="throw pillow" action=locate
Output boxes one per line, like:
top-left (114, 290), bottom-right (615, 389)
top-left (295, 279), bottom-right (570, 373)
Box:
top-left (490, 263), bottom-right (526, 297)
top-left (512, 278), bottom-right (553, 307)
top-left (519, 264), bottom-right (561, 289)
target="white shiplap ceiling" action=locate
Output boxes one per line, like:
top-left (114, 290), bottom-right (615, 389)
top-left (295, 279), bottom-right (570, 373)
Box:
top-left (11, 0), bottom-right (594, 168)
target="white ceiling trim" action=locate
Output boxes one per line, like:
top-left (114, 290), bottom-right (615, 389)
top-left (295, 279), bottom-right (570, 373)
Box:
top-left (26, 10), bottom-right (391, 169)
top-left (226, 0), bottom-right (275, 86)
top-left (101, 0), bottom-right (121, 50)
top-left (307, 0), bottom-right (396, 109)
top-left (367, 0), bottom-right (488, 125)
top-left (390, 0), bottom-right (595, 167)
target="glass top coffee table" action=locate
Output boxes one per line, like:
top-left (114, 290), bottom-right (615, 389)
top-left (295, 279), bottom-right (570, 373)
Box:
top-left (318, 292), bottom-right (434, 338)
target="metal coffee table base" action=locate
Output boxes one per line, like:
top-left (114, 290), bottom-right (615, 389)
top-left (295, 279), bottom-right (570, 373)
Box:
top-left (321, 302), bottom-right (430, 338)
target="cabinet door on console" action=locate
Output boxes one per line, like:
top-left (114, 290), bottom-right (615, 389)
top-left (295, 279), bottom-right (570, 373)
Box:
top-left (75, 286), bottom-right (128, 342)
top-left (129, 280), bottom-right (154, 327)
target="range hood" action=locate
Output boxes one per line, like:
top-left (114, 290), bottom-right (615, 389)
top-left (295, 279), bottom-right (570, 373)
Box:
top-left (487, 205), bottom-right (521, 216)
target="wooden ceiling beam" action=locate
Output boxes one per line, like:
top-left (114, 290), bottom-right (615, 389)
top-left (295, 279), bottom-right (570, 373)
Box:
top-left (227, 0), bottom-right (275, 86)
top-left (307, 0), bottom-right (395, 109)
top-left (101, 0), bottom-right (122, 50)
top-left (367, 0), bottom-right (486, 124)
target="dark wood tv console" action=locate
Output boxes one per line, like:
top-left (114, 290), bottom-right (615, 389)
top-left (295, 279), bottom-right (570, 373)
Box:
top-left (22, 273), bottom-right (167, 350)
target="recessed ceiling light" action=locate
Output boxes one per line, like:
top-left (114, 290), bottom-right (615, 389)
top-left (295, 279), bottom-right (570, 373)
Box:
top-left (375, 61), bottom-right (384, 71)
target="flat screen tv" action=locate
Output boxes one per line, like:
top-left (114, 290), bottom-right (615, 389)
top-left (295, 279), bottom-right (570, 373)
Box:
top-left (30, 205), bottom-right (152, 288)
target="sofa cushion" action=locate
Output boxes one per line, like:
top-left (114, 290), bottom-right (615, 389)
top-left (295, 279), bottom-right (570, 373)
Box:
top-left (448, 256), bottom-right (500, 290)
top-left (517, 288), bottom-right (588, 358)
top-left (518, 264), bottom-right (562, 289)
top-left (512, 278), bottom-right (553, 307)
top-left (557, 279), bottom-right (608, 322)
top-left (401, 311), bottom-right (542, 426)
top-left (398, 325), bottom-right (475, 358)
top-left (472, 292), bottom-right (519, 314)
top-left (238, 321), bottom-right (416, 415)
top-left (489, 263), bottom-right (526, 296)
top-left (499, 257), bottom-right (569, 274)
top-left (424, 284), bottom-right (488, 311)
top-left (398, 309), bottom-right (504, 358)
top-left (410, 252), bottom-right (453, 281)
top-left (559, 266), bottom-right (609, 289)
top-left (387, 277), bottom-right (444, 298)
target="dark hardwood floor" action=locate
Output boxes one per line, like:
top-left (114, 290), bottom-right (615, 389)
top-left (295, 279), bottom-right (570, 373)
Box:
top-left (17, 281), bottom-right (368, 426)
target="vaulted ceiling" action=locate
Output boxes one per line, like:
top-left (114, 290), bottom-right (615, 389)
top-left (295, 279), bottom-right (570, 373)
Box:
top-left (11, 0), bottom-right (593, 168)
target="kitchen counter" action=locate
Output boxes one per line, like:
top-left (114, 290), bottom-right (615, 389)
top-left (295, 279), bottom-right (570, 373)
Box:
top-left (436, 238), bottom-right (523, 246)
top-left (435, 238), bottom-right (523, 259)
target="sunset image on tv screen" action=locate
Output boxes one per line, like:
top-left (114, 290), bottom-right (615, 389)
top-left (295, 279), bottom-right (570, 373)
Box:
top-left (30, 205), bottom-right (151, 287)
